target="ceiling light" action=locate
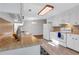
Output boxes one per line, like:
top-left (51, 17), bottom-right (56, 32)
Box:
top-left (38, 5), bottom-right (54, 15)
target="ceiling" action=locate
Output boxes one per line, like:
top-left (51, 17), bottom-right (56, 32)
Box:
top-left (23, 3), bottom-right (79, 20)
top-left (0, 3), bottom-right (79, 21)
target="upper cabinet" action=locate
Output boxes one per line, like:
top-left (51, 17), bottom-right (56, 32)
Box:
top-left (0, 3), bottom-right (20, 14)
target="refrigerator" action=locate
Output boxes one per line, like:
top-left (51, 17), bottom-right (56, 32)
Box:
top-left (43, 24), bottom-right (51, 40)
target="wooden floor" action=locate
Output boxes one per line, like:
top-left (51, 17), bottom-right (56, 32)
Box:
top-left (41, 39), bottom-right (79, 55)
top-left (0, 34), bottom-right (40, 51)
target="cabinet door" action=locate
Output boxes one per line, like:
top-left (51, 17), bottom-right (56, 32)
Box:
top-left (67, 34), bottom-right (74, 49)
top-left (43, 24), bottom-right (50, 40)
top-left (74, 35), bottom-right (79, 52)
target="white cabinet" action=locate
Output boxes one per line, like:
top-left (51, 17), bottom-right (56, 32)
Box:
top-left (67, 34), bottom-right (79, 52)
top-left (67, 34), bottom-right (74, 49)
top-left (74, 35), bottom-right (79, 51)
top-left (43, 24), bottom-right (51, 40)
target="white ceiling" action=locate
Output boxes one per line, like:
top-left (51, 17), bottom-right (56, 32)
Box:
top-left (0, 3), bottom-right (79, 21)
top-left (0, 3), bottom-right (20, 14)
top-left (23, 3), bottom-right (79, 20)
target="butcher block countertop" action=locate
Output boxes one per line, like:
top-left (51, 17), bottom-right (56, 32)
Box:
top-left (0, 34), bottom-right (40, 52)
top-left (41, 39), bottom-right (79, 55)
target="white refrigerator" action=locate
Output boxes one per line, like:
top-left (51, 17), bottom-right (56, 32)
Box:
top-left (43, 24), bottom-right (51, 40)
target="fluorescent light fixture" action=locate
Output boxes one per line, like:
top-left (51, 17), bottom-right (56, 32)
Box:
top-left (38, 5), bottom-right (54, 15)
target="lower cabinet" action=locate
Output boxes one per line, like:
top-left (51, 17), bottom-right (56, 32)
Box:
top-left (67, 34), bottom-right (79, 52)
top-left (67, 34), bottom-right (75, 49)
top-left (74, 35), bottom-right (79, 51)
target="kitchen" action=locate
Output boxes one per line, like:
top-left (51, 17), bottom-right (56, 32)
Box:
top-left (0, 3), bottom-right (79, 55)
top-left (43, 3), bottom-right (79, 55)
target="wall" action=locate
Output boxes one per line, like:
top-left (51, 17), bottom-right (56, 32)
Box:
top-left (22, 20), bottom-right (46, 35)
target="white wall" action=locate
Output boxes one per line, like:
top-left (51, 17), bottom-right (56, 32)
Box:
top-left (22, 20), bottom-right (46, 35)
top-left (47, 5), bottom-right (79, 25)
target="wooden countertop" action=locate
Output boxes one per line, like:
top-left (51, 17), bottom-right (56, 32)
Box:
top-left (0, 34), bottom-right (40, 52)
top-left (41, 39), bottom-right (79, 55)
